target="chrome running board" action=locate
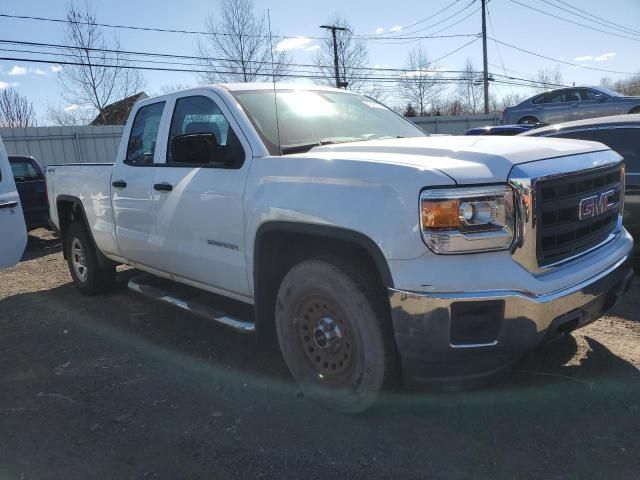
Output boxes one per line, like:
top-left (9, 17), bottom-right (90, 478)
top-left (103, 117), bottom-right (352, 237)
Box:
top-left (128, 275), bottom-right (255, 333)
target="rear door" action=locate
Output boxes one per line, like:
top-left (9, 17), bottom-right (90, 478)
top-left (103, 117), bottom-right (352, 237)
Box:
top-left (148, 91), bottom-right (252, 299)
top-left (8, 156), bottom-right (47, 227)
top-left (0, 139), bottom-right (27, 269)
top-left (537, 90), bottom-right (576, 124)
top-left (111, 100), bottom-right (168, 267)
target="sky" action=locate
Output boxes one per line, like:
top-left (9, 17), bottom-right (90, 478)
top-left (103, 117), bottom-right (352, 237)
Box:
top-left (0, 0), bottom-right (638, 124)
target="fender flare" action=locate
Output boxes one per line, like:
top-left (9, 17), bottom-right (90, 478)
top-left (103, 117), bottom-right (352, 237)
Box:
top-left (55, 195), bottom-right (114, 268)
top-left (253, 221), bottom-right (394, 288)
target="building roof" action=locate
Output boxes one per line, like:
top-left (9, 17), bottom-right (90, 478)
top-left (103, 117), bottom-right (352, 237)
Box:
top-left (91, 92), bottom-right (149, 126)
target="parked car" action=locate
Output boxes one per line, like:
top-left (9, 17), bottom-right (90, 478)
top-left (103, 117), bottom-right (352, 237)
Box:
top-left (465, 124), bottom-right (546, 136)
top-left (0, 139), bottom-right (27, 269)
top-left (8, 155), bottom-right (49, 230)
top-left (501, 86), bottom-right (640, 125)
top-left (522, 114), bottom-right (640, 233)
top-left (46, 84), bottom-right (633, 413)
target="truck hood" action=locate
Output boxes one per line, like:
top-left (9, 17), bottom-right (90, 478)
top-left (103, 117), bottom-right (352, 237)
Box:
top-left (309, 136), bottom-right (609, 184)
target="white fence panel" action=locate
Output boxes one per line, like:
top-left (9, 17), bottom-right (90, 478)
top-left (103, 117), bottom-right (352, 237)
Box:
top-left (0, 125), bottom-right (125, 168)
top-left (410, 114), bottom-right (501, 134)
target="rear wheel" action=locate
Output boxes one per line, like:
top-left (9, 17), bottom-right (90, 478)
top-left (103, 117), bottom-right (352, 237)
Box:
top-left (275, 258), bottom-right (397, 413)
top-left (65, 221), bottom-right (115, 296)
top-left (518, 116), bottom-right (539, 124)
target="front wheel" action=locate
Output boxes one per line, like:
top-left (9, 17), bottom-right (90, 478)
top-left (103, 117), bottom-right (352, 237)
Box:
top-left (275, 258), bottom-right (397, 413)
top-left (65, 221), bottom-right (115, 296)
top-left (629, 107), bottom-right (640, 114)
top-left (518, 116), bottom-right (539, 124)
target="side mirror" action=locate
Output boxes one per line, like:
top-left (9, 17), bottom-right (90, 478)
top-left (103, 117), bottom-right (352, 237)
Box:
top-left (594, 93), bottom-right (607, 102)
top-left (171, 133), bottom-right (223, 164)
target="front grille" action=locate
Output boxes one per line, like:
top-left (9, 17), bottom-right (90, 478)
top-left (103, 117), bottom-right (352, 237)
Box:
top-left (536, 165), bottom-right (622, 266)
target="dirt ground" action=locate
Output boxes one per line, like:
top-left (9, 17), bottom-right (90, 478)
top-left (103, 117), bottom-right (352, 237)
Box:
top-left (1, 229), bottom-right (639, 480)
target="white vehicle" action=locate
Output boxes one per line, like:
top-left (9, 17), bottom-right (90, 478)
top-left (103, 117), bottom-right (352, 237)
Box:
top-left (0, 136), bottom-right (27, 269)
top-left (47, 84), bottom-right (634, 412)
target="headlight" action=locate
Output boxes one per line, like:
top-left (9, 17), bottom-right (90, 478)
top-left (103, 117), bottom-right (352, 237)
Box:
top-left (420, 185), bottom-right (515, 253)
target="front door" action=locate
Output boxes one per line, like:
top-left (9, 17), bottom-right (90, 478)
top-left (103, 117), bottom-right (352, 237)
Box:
top-left (0, 139), bottom-right (27, 269)
top-left (111, 100), bottom-right (167, 267)
top-left (149, 91), bottom-right (252, 299)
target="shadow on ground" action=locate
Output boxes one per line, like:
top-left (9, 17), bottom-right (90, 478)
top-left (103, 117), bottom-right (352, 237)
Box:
top-left (1, 271), bottom-right (639, 479)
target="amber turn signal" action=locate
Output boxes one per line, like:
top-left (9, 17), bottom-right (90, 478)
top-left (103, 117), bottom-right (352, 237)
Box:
top-left (421, 199), bottom-right (461, 229)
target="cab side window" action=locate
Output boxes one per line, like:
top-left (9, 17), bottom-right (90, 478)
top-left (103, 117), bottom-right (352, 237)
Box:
top-left (166, 95), bottom-right (245, 168)
top-left (125, 102), bottom-right (165, 165)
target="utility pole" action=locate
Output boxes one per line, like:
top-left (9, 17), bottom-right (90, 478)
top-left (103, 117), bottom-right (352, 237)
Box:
top-left (481, 0), bottom-right (489, 114)
top-left (320, 24), bottom-right (348, 88)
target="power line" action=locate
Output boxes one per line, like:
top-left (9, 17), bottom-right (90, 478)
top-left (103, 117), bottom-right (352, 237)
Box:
top-left (0, 38), bottom-right (479, 76)
top-left (541, 0), bottom-right (640, 37)
top-left (510, 0), bottom-right (640, 42)
top-left (366, 0), bottom-right (477, 40)
top-left (488, 37), bottom-right (637, 75)
top-left (359, 0), bottom-right (463, 37)
top-left (552, 0), bottom-right (640, 36)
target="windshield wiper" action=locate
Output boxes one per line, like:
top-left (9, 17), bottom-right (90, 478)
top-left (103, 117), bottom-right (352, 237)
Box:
top-left (280, 139), bottom-right (347, 155)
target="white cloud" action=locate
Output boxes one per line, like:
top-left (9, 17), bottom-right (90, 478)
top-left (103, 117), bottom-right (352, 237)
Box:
top-left (574, 52), bottom-right (616, 63)
top-left (275, 36), bottom-right (313, 52)
top-left (51, 65), bottom-right (63, 73)
top-left (594, 52), bottom-right (616, 62)
top-left (305, 45), bottom-right (320, 52)
top-left (33, 68), bottom-right (48, 76)
top-left (8, 65), bottom-right (27, 76)
top-left (375, 27), bottom-right (384, 34)
top-left (63, 104), bottom-right (93, 112)
top-left (389, 25), bottom-right (402, 32)
top-left (400, 67), bottom-right (446, 78)
top-left (0, 81), bottom-right (19, 90)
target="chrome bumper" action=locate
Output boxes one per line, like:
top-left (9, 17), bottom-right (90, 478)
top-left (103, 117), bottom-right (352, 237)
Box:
top-left (388, 254), bottom-right (634, 383)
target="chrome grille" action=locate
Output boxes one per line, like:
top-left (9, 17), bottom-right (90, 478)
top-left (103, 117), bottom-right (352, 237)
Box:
top-left (535, 165), bottom-right (622, 266)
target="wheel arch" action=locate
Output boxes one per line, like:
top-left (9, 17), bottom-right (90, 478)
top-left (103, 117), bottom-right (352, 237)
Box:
top-left (252, 221), bottom-right (394, 334)
top-left (628, 105), bottom-right (640, 114)
top-left (55, 195), bottom-right (113, 268)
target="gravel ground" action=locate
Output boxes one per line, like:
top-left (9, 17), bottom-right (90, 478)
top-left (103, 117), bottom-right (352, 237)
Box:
top-left (1, 229), bottom-right (639, 480)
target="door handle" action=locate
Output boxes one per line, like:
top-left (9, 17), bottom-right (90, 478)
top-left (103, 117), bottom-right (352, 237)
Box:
top-left (153, 183), bottom-right (173, 192)
top-left (112, 180), bottom-right (127, 189)
top-left (0, 200), bottom-right (18, 209)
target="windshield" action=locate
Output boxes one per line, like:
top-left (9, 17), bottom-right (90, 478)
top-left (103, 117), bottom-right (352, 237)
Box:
top-left (595, 86), bottom-right (623, 97)
top-left (231, 89), bottom-right (427, 155)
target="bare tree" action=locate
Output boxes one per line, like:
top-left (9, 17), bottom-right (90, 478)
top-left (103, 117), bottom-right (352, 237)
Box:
top-left (398, 45), bottom-right (443, 116)
top-left (600, 73), bottom-right (640, 96)
top-left (53, 2), bottom-right (145, 125)
top-left (0, 88), bottom-right (36, 127)
top-left (45, 102), bottom-right (94, 126)
top-left (314, 15), bottom-right (369, 92)
top-left (455, 58), bottom-right (483, 114)
top-left (197, 0), bottom-right (291, 83)
top-left (533, 66), bottom-right (564, 93)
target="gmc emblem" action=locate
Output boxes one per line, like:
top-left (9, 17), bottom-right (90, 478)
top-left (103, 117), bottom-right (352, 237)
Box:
top-left (578, 189), bottom-right (617, 220)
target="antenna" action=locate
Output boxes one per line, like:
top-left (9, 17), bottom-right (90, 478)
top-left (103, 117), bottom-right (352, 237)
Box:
top-left (267, 9), bottom-right (282, 156)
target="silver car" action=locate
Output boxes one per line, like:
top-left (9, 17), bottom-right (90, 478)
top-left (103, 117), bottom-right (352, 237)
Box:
top-left (501, 86), bottom-right (640, 125)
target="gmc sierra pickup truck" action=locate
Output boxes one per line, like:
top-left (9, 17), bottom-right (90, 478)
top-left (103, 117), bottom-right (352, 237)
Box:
top-left (47, 84), bottom-right (634, 412)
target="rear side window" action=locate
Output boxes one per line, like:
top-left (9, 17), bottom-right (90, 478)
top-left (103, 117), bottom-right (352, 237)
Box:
top-left (9, 158), bottom-right (42, 180)
top-left (166, 95), bottom-right (244, 167)
top-left (125, 102), bottom-right (165, 165)
top-left (550, 128), bottom-right (640, 172)
top-left (531, 94), bottom-right (546, 105)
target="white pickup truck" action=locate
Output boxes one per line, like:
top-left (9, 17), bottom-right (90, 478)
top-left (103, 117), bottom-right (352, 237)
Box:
top-left (47, 84), bottom-right (634, 412)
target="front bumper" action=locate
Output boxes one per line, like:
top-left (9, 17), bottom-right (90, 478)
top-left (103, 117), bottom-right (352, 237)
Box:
top-left (389, 254), bottom-right (634, 385)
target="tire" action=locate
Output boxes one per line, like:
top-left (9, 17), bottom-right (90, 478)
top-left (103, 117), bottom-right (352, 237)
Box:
top-left (275, 258), bottom-right (397, 413)
top-left (629, 107), bottom-right (640, 114)
top-left (518, 116), bottom-right (539, 125)
top-left (65, 221), bottom-right (115, 296)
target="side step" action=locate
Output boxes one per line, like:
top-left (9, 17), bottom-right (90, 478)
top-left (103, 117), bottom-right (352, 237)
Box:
top-left (128, 275), bottom-right (256, 333)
